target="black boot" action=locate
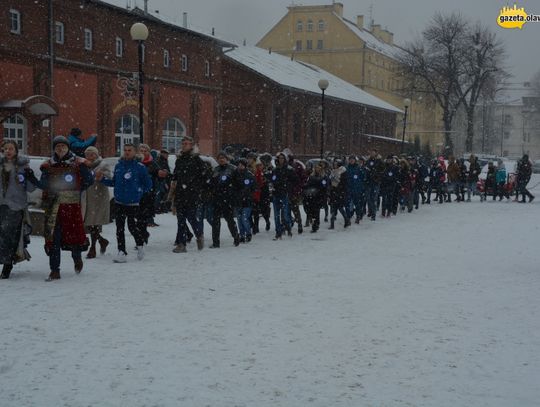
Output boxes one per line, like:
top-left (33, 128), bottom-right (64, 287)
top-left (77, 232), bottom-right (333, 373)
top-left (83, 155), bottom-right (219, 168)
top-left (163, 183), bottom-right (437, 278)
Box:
top-left (1, 264), bottom-right (13, 279)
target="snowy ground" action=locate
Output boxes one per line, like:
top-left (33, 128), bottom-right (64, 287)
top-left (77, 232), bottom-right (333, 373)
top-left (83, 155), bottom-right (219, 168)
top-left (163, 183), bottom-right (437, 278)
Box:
top-left (1, 177), bottom-right (540, 407)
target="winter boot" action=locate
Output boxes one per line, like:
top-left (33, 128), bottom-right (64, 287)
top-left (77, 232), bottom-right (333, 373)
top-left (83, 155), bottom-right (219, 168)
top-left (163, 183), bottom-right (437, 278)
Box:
top-left (196, 236), bottom-right (204, 250)
top-left (136, 246), bottom-right (145, 261)
top-left (46, 270), bottom-right (61, 281)
top-left (530, 195), bottom-right (535, 203)
top-left (265, 220), bottom-right (271, 231)
top-left (246, 234), bottom-right (252, 242)
top-left (114, 252), bottom-right (128, 263)
top-left (1, 264), bottom-right (13, 279)
top-left (74, 258), bottom-right (83, 274)
top-left (99, 238), bottom-right (109, 255)
top-left (234, 236), bottom-right (240, 247)
top-left (329, 218), bottom-right (335, 230)
top-left (298, 224), bottom-right (303, 234)
top-left (173, 243), bottom-right (187, 253)
top-left (355, 216), bottom-right (360, 224)
top-left (239, 237), bottom-right (246, 244)
top-left (273, 233), bottom-right (282, 241)
top-left (210, 242), bottom-right (220, 248)
top-left (86, 246), bottom-right (97, 259)
top-left (344, 218), bottom-right (351, 228)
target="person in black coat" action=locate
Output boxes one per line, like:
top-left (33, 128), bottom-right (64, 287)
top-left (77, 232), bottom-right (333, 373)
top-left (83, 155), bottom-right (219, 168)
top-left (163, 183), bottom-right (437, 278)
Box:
top-left (516, 154), bottom-right (535, 202)
top-left (210, 152), bottom-right (240, 248)
top-left (170, 137), bottom-right (210, 253)
top-left (302, 162), bottom-right (329, 233)
top-left (233, 158), bottom-right (255, 243)
top-left (328, 159), bottom-right (351, 229)
top-left (269, 152), bottom-right (297, 240)
top-left (365, 149), bottom-right (384, 221)
top-left (380, 155), bottom-right (399, 218)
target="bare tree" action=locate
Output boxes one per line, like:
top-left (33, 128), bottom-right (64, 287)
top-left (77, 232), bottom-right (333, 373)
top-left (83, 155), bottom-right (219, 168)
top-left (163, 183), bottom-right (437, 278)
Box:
top-left (398, 12), bottom-right (469, 153)
top-left (458, 22), bottom-right (508, 152)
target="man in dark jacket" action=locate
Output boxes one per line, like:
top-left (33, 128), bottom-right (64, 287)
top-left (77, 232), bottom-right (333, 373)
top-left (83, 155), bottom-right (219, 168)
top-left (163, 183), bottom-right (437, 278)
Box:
top-left (269, 152), bottom-right (297, 240)
top-left (517, 154), bottom-right (535, 202)
top-left (288, 153), bottom-right (307, 234)
top-left (380, 155), bottom-right (399, 217)
top-left (365, 149), bottom-right (384, 221)
top-left (233, 158), bottom-right (255, 243)
top-left (345, 156), bottom-right (366, 223)
top-left (67, 128), bottom-right (97, 158)
top-left (210, 152), bottom-right (240, 248)
top-left (467, 154), bottom-right (481, 202)
top-left (170, 137), bottom-right (210, 253)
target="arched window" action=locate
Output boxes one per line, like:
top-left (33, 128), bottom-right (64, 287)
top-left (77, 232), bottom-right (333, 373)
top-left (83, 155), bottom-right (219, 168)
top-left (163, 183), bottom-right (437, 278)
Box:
top-left (162, 117), bottom-right (186, 153)
top-left (2, 114), bottom-right (26, 152)
top-left (318, 19), bottom-right (325, 31)
top-left (307, 19), bottom-right (313, 32)
top-left (115, 114), bottom-right (139, 156)
top-left (296, 20), bottom-right (303, 32)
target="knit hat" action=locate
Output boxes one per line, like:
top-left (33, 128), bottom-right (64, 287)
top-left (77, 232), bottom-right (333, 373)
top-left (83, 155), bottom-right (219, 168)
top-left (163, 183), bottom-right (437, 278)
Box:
top-left (70, 128), bottom-right (82, 137)
top-left (216, 151), bottom-right (228, 159)
top-left (53, 135), bottom-right (70, 149)
top-left (85, 146), bottom-right (99, 155)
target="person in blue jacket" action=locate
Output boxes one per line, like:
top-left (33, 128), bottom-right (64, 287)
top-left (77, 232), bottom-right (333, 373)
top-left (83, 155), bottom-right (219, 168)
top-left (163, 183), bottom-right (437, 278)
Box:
top-left (345, 155), bottom-right (366, 223)
top-left (96, 143), bottom-right (152, 263)
top-left (494, 162), bottom-right (509, 201)
top-left (67, 127), bottom-right (97, 158)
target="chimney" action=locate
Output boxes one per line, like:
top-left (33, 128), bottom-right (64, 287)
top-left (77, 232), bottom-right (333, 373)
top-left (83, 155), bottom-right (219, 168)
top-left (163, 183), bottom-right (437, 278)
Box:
top-left (356, 15), bottom-right (364, 30)
top-left (183, 12), bottom-right (188, 28)
top-left (144, 0), bottom-right (148, 14)
top-left (211, 27), bottom-right (215, 36)
top-left (333, 2), bottom-right (344, 17)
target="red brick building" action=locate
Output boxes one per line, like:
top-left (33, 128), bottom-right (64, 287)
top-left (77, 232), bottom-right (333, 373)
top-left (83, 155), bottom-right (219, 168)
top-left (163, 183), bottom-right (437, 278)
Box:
top-left (221, 46), bottom-right (401, 158)
top-left (0, 0), bottom-right (231, 156)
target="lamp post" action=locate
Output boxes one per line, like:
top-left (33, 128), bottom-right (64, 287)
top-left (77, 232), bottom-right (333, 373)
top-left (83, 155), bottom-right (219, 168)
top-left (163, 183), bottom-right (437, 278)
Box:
top-left (400, 98), bottom-right (411, 154)
top-left (318, 79), bottom-right (329, 159)
top-left (130, 22), bottom-right (149, 145)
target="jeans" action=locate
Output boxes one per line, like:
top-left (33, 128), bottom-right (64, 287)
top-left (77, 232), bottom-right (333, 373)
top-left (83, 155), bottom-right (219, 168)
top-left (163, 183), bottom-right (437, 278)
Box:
top-left (237, 207), bottom-right (253, 238)
top-left (176, 206), bottom-right (203, 245)
top-left (346, 193), bottom-right (365, 219)
top-left (466, 182), bottom-right (477, 200)
top-left (50, 222), bottom-right (81, 272)
top-left (366, 183), bottom-right (380, 219)
top-left (272, 196), bottom-right (292, 236)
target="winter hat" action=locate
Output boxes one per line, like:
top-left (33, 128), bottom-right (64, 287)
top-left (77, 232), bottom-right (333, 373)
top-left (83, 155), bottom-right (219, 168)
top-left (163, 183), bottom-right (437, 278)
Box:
top-left (70, 127), bottom-right (82, 137)
top-left (85, 146), bottom-right (99, 156)
top-left (53, 135), bottom-right (70, 149)
top-left (216, 151), bottom-right (228, 160)
top-left (238, 158), bottom-right (248, 167)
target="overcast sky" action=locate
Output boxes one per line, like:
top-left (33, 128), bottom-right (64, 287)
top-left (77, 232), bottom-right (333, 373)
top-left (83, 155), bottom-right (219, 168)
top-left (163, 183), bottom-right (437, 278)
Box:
top-left (107, 0), bottom-right (540, 82)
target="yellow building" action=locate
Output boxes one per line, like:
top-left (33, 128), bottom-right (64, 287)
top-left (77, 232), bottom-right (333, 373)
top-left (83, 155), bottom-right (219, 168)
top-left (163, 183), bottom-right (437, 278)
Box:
top-left (257, 2), bottom-right (444, 153)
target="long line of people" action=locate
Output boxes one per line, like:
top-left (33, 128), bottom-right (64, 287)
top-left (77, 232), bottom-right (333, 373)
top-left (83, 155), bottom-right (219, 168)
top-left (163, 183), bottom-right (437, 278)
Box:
top-left (0, 134), bottom-right (536, 281)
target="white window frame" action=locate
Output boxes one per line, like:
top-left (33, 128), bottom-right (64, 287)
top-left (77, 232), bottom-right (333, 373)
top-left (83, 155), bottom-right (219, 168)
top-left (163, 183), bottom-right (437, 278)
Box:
top-left (307, 19), bottom-right (313, 32)
top-left (318, 20), bottom-right (325, 32)
top-left (306, 40), bottom-right (313, 50)
top-left (115, 114), bottom-right (140, 156)
top-left (163, 49), bottom-right (170, 68)
top-left (2, 114), bottom-right (27, 153)
top-left (116, 37), bottom-right (123, 57)
top-left (55, 21), bottom-right (64, 44)
top-left (84, 28), bottom-right (93, 51)
top-left (296, 20), bottom-right (303, 32)
top-left (181, 54), bottom-right (188, 72)
top-left (9, 9), bottom-right (21, 34)
top-left (204, 60), bottom-right (210, 78)
top-left (162, 117), bottom-right (186, 153)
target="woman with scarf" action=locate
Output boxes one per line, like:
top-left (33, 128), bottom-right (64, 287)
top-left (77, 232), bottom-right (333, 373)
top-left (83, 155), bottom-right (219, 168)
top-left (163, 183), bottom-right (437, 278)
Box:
top-left (82, 146), bottom-right (111, 259)
top-left (0, 140), bottom-right (37, 279)
top-left (39, 136), bottom-right (94, 281)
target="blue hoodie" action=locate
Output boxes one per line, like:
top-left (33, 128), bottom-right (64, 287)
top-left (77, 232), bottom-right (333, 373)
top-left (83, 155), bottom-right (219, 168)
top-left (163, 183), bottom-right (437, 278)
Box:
top-left (496, 167), bottom-right (507, 184)
top-left (68, 133), bottom-right (97, 157)
top-left (101, 158), bottom-right (152, 205)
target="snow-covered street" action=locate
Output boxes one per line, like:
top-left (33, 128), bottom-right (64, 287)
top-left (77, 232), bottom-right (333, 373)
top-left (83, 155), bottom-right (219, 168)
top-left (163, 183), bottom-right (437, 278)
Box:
top-left (1, 179), bottom-right (540, 407)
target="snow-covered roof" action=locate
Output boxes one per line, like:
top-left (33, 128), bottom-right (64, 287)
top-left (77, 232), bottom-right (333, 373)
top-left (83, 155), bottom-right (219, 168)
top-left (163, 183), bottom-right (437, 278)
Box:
top-left (494, 83), bottom-right (537, 106)
top-left (338, 15), bottom-right (405, 60)
top-left (225, 46), bottom-right (402, 114)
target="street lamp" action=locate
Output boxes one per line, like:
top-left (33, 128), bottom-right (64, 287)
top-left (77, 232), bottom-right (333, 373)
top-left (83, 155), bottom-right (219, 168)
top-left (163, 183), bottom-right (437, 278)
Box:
top-left (130, 22), bottom-right (149, 145)
top-left (318, 79), bottom-right (329, 159)
top-left (400, 98), bottom-right (411, 154)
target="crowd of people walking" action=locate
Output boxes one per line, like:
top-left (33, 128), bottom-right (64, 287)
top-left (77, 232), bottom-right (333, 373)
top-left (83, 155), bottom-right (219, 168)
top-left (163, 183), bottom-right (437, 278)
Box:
top-left (0, 128), bottom-right (536, 281)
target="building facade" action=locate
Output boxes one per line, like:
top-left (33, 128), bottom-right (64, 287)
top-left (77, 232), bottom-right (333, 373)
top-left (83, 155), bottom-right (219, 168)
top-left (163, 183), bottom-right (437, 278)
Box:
top-left (0, 0), bottom-right (229, 157)
top-left (221, 46), bottom-right (401, 158)
top-left (256, 2), bottom-right (444, 153)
